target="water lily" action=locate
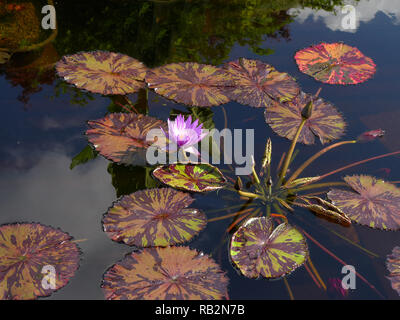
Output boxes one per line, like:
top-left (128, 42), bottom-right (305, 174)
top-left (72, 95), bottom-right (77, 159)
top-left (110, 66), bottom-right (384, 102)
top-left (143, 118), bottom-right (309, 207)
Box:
top-left (162, 114), bottom-right (208, 156)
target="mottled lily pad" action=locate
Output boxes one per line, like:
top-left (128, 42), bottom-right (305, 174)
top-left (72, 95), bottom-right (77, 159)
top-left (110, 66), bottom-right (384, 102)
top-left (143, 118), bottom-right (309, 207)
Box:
top-left (230, 217), bottom-right (308, 279)
top-left (224, 58), bottom-right (300, 108)
top-left (86, 113), bottom-right (167, 165)
top-left (0, 223), bottom-right (80, 300)
top-left (328, 175), bottom-right (400, 230)
top-left (56, 51), bottom-right (148, 95)
top-left (152, 163), bottom-right (226, 192)
top-left (145, 62), bottom-right (233, 107)
top-left (102, 188), bottom-right (207, 247)
top-left (102, 246), bottom-right (229, 300)
top-left (386, 246), bottom-right (400, 296)
top-left (265, 91), bottom-right (346, 144)
top-left (295, 43), bottom-right (376, 85)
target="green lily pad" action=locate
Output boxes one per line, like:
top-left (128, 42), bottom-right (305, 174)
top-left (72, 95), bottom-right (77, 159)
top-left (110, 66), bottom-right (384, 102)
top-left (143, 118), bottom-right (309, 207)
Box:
top-left (152, 163), bottom-right (226, 193)
top-left (102, 188), bottom-right (207, 247)
top-left (328, 175), bottom-right (400, 230)
top-left (102, 246), bottom-right (229, 300)
top-left (230, 217), bottom-right (308, 279)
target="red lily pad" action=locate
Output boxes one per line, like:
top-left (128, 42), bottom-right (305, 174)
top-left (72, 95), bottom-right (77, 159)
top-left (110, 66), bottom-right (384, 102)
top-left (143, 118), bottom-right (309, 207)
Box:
top-left (102, 246), bottom-right (229, 300)
top-left (386, 246), bottom-right (400, 296)
top-left (328, 175), bottom-right (400, 230)
top-left (224, 58), bottom-right (300, 108)
top-left (230, 217), bottom-right (308, 279)
top-left (102, 188), bottom-right (207, 247)
top-left (265, 91), bottom-right (346, 144)
top-left (56, 51), bottom-right (148, 95)
top-left (86, 113), bottom-right (167, 165)
top-left (152, 163), bottom-right (226, 193)
top-left (0, 223), bottom-right (80, 300)
top-left (145, 62), bottom-right (234, 107)
top-left (295, 43), bottom-right (376, 85)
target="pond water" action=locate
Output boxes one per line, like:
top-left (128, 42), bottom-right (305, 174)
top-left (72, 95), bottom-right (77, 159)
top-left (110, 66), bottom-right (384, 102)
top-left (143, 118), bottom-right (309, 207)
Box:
top-left (1, 0), bottom-right (400, 300)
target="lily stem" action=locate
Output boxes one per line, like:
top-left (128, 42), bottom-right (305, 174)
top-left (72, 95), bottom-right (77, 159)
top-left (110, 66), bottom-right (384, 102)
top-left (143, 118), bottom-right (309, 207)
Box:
top-left (285, 140), bottom-right (357, 186)
top-left (278, 118), bottom-right (306, 187)
top-left (293, 181), bottom-right (348, 192)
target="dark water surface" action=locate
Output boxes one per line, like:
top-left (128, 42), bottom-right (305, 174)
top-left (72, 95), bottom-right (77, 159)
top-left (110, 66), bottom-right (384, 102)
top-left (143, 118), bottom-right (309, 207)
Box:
top-left (1, 0), bottom-right (400, 299)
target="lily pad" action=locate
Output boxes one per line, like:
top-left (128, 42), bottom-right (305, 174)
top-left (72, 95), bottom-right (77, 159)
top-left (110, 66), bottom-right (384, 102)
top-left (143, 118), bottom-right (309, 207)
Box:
top-left (295, 42), bottom-right (376, 85)
top-left (102, 246), bottom-right (229, 300)
top-left (224, 58), bottom-right (300, 108)
top-left (0, 223), bottom-right (80, 300)
top-left (265, 91), bottom-right (346, 144)
top-left (56, 51), bottom-right (148, 95)
top-left (386, 246), bottom-right (400, 296)
top-left (230, 217), bottom-right (308, 279)
top-left (102, 188), bottom-right (207, 247)
top-left (328, 175), bottom-right (400, 230)
top-left (152, 163), bottom-right (226, 192)
top-left (145, 62), bottom-right (233, 107)
top-left (86, 113), bottom-right (167, 165)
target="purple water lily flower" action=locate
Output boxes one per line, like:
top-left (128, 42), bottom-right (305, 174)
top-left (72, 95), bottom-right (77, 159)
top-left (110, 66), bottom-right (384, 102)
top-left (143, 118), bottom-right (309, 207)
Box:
top-left (161, 114), bottom-right (207, 156)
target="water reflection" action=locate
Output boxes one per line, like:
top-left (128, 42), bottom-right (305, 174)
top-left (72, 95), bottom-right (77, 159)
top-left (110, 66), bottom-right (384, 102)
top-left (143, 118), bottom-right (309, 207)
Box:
top-left (0, 151), bottom-right (129, 299)
top-left (289, 0), bottom-right (400, 32)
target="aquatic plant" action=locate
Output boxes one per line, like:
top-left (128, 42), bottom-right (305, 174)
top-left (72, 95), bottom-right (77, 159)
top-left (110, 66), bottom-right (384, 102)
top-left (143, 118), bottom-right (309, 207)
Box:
top-left (0, 223), bottom-right (80, 300)
top-left (8, 35), bottom-right (397, 299)
top-left (53, 44), bottom-right (400, 299)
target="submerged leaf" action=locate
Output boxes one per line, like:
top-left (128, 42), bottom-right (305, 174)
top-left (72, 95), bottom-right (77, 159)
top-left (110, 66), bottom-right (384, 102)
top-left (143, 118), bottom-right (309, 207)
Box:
top-left (386, 246), bottom-right (400, 296)
top-left (265, 91), bottom-right (346, 144)
top-left (107, 163), bottom-right (158, 198)
top-left (102, 188), bottom-right (207, 247)
top-left (86, 113), bottom-right (166, 166)
top-left (56, 51), bottom-right (148, 95)
top-left (152, 163), bottom-right (226, 193)
top-left (357, 129), bottom-right (385, 142)
top-left (295, 42), bottom-right (376, 85)
top-left (224, 58), bottom-right (300, 108)
top-left (146, 62), bottom-right (233, 107)
top-left (0, 223), bottom-right (80, 300)
top-left (230, 217), bottom-right (308, 279)
top-left (70, 145), bottom-right (98, 169)
top-left (102, 246), bottom-right (228, 300)
top-left (328, 175), bottom-right (400, 230)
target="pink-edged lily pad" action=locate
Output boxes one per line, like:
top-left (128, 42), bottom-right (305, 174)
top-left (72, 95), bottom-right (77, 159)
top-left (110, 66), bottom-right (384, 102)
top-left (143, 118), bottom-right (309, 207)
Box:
top-left (328, 175), bottom-right (400, 230)
top-left (295, 43), bottom-right (376, 85)
top-left (152, 163), bottom-right (226, 193)
top-left (0, 223), bottom-right (80, 300)
top-left (230, 217), bottom-right (308, 279)
top-left (56, 51), bottom-right (148, 95)
top-left (145, 62), bottom-right (234, 107)
top-left (86, 112), bottom-right (167, 166)
top-left (102, 188), bottom-right (207, 247)
top-left (386, 246), bottom-right (400, 296)
top-left (224, 58), bottom-right (300, 108)
top-left (102, 246), bottom-right (229, 300)
top-left (265, 91), bottom-right (346, 144)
